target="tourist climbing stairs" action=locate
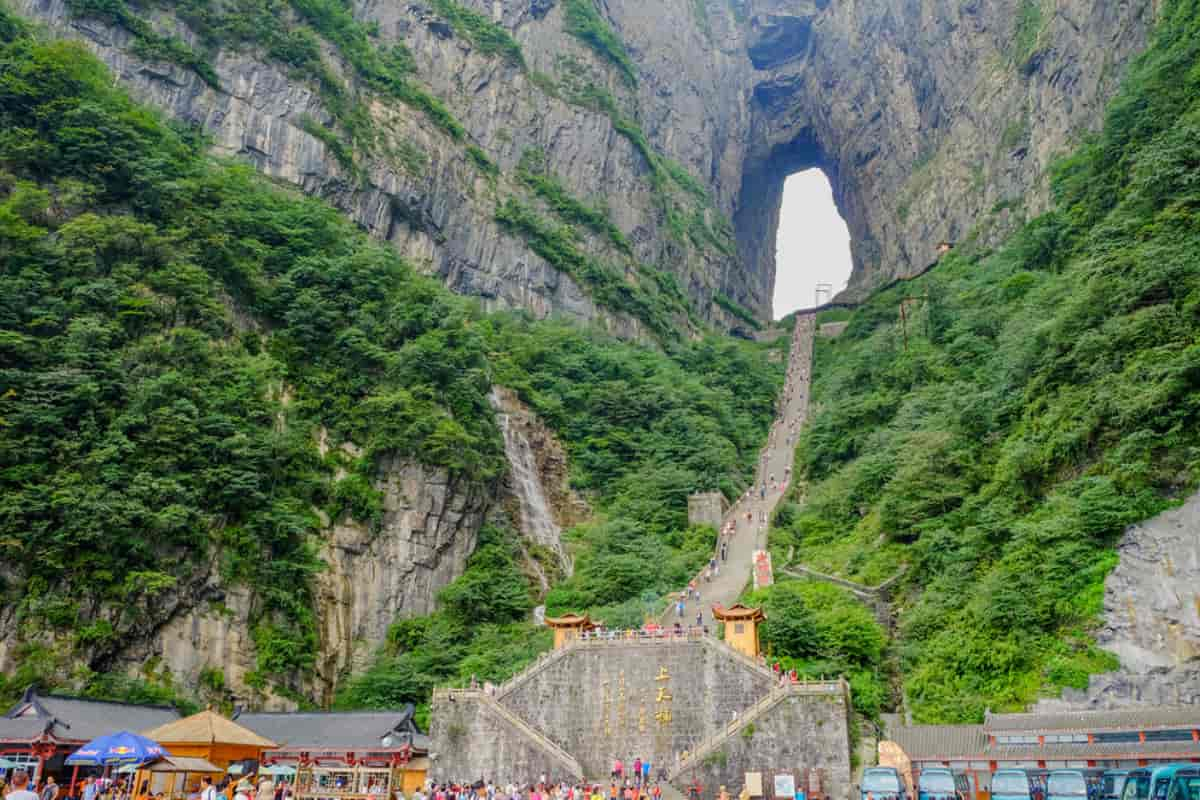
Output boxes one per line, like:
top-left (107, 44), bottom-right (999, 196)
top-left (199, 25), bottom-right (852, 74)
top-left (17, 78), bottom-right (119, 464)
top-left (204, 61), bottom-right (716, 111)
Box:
top-left (660, 315), bottom-right (816, 625)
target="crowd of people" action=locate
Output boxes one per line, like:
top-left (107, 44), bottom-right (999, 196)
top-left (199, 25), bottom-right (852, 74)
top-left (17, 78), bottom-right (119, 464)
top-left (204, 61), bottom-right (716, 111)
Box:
top-left (0, 770), bottom-right (294, 800)
top-left (415, 772), bottom-right (669, 800)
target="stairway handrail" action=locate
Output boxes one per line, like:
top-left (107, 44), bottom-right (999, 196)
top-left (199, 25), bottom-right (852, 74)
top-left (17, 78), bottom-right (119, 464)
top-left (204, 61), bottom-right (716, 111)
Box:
top-left (434, 689), bottom-right (584, 778)
top-left (667, 677), bottom-right (848, 781)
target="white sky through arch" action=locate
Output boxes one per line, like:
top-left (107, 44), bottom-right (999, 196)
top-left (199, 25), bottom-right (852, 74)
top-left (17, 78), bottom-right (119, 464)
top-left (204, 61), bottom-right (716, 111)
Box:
top-left (772, 169), bottom-right (852, 319)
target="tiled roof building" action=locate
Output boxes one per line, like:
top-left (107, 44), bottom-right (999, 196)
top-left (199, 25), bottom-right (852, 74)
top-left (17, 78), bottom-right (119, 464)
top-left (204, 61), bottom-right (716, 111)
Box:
top-left (879, 705), bottom-right (1200, 798)
top-left (0, 686), bottom-right (181, 784)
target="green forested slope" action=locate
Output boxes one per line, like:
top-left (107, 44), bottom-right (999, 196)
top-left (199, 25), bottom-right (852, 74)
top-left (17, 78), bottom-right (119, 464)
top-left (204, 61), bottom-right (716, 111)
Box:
top-left (771, 0), bottom-right (1200, 722)
top-left (0, 9), bottom-right (783, 708)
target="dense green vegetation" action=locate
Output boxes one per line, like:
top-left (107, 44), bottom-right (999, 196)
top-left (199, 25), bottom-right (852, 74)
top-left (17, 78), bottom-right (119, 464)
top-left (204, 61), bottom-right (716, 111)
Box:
top-left (0, 18), bottom-right (503, 701)
top-left (745, 581), bottom-right (888, 719)
top-left (0, 11), bottom-right (785, 711)
top-left (773, 0), bottom-right (1200, 722)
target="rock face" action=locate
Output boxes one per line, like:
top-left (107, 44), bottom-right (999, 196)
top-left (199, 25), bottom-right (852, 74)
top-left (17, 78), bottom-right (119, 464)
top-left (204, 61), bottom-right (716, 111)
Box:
top-left (309, 457), bottom-right (494, 704)
top-left (12, 0), bottom-right (1154, 322)
top-left (113, 455), bottom-right (494, 709)
top-left (1036, 489), bottom-right (1200, 710)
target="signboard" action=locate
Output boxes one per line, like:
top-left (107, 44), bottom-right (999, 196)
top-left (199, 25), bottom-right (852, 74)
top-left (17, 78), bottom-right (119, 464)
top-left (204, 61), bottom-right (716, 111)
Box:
top-left (774, 774), bottom-right (796, 799)
top-left (745, 773), bottom-right (763, 798)
top-left (752, 550), bottom-right (774, 589)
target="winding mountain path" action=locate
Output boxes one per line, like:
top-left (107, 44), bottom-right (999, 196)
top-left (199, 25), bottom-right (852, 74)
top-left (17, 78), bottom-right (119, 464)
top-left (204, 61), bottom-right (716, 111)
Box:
top-left (663, 315), bottom-right (816, 625)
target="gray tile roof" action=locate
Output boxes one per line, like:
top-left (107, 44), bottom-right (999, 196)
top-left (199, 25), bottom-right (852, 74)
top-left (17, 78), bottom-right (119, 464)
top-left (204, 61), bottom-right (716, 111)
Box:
top-left (987, 740), bottom-right (1200, 759)
top-left (234, 710), bottom-right (428, 753)
top-left (887, 725), bottom-right (988, 759)
top-left (2, 689), bottom-right (180, 744)
top-left (984, 706), bottom-right (1200, 733)
top-left (0, 717), bottom-right (52, 742)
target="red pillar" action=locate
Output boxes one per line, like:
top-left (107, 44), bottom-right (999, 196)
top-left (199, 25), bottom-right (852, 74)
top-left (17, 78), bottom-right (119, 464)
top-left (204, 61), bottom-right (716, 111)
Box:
top-left (70, 766), bottom-right (79, 797)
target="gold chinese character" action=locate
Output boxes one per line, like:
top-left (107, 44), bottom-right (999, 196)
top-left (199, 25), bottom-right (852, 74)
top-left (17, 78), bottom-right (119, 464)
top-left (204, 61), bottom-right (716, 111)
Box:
top-left (655, 708), bottom-right (672, 725)
top-left (656, 687), bottom-right (673, 703)
top-left (655, 666), bottom-right (670, 681)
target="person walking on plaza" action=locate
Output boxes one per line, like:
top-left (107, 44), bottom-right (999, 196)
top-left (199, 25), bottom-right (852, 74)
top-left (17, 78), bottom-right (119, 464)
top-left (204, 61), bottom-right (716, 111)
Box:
top-left (632, 760), bottom-right (641, 788)
top-left (38, 776), bottom-right (57, 800)
top-left (7, 773), bottom-right (40, 800)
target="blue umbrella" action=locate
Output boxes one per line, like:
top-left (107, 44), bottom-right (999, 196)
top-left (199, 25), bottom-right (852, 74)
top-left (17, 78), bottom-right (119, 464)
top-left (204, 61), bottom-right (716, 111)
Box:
top-left (66, 731), bottom-right (170, 766)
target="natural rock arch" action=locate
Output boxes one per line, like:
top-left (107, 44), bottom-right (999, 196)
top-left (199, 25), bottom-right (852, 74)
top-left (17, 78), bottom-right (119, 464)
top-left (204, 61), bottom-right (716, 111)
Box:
top-left (720, 0), bottom-right (1153, 313)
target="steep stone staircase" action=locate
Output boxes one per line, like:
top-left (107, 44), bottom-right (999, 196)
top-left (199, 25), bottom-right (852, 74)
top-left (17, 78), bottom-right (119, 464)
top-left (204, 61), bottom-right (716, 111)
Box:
top-left (660, 315), bottom-right (816, 625)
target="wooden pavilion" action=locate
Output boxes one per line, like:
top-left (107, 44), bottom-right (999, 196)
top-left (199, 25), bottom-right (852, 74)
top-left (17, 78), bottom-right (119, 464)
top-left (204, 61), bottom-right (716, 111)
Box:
top-left (711, 604), bottom-right (766, 658)
top-left (544, 613), bottom-right (599, 649)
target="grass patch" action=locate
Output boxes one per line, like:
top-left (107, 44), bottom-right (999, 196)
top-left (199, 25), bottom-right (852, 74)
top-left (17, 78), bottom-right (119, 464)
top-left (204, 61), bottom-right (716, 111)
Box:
top-left (563, 0), bottom-right (637, 86)
top-left (428, 0), bottom-right (525, 68)
top-left (714, 293), bottom-right (761, 330)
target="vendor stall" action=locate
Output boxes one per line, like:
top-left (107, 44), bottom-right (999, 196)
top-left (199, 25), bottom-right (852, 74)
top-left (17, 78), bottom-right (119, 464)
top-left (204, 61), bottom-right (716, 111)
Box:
top-left (294, 763), bottom-right (405, 800)
top-left (129, 756), bottom-right (222, 800)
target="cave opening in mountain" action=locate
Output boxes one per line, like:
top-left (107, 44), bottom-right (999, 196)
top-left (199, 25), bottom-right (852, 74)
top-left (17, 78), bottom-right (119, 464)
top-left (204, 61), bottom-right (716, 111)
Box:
top-left (773, 169), bottom-right (852, 319)
top-left (732, 130), bottom-right (856, 322)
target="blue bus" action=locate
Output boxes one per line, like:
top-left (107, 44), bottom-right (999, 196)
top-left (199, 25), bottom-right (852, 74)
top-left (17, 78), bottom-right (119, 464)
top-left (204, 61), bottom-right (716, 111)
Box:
top-left (1102, 772), bottom-right (1132, 800)
top-left (992, 770), bottom-right (1036, 800)
top-left (1164, 766), bottom-right (1200, 800)
top-left (1047, 770), bottom-right (1091, 800)
top-left (861, 767), bottom-right (907, 800)
top-left (918, 768), bottom-right (966, 800)
top-left (1121, 766), bottom-right (1195, 800)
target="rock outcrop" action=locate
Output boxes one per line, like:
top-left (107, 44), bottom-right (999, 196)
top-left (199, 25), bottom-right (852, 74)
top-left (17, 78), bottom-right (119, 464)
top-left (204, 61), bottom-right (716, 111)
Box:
top-left (1036, 489), bottom-right (1200, 710)
top-left (12, 0), bottom-right (1154, 322)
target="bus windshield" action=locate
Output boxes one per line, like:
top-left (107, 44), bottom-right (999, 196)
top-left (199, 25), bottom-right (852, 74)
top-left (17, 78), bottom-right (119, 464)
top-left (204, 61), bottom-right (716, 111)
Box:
top-left (920, 774), bottom-right (956, 794)
top-left (1172, 777), bottom-right (1200, 800)
top-left (994, 775), bottom-right (1031, 796)
top-left (1105, 778), bottom-right (1128, 798)
top-left (1049, 775), bottom-right (1088, 797)
top-left (1125, 776), bottom-right (1152, 800)
top-left (864, 772), bottom-right (902, 793)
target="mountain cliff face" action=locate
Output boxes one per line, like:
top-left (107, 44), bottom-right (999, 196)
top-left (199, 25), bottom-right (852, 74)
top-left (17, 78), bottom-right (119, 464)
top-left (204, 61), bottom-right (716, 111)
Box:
top-left (13, 0), bottom-right (1153, 323)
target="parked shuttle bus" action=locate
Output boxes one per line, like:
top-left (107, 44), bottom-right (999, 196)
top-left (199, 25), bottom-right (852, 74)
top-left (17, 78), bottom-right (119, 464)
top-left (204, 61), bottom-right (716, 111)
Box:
top-left (992, 770), bottom-right (1036, 800)
top-left (862, 767), bottom-right (908, 800)
top-left (1048, 770), bottom-right (1091, 800)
